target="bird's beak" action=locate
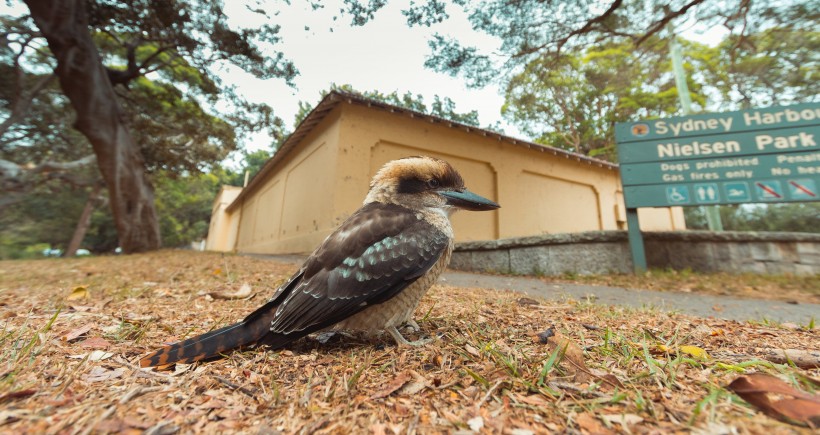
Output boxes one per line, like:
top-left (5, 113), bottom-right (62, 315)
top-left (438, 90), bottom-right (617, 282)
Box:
top-left (439, 189), bottom-right (500, 211)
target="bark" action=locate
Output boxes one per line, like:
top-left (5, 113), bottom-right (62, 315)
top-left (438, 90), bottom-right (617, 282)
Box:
top-left (24, 0), bottom-right (161, 253)
top-left (65, 182), bottom-right (102, 257)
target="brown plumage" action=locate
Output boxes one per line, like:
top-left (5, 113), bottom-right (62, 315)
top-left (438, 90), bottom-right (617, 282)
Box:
top-left (139, 156), bottom-right (499, 367)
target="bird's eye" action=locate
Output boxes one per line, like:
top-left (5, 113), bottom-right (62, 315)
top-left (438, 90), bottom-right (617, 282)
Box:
top-left (427, 179), bottom-right (440, 189)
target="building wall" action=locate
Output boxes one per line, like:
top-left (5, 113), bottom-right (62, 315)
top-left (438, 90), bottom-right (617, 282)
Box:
top-left (332, 104), bottom-right (644, 242)
top-left (225, 102), bottom-right (685, 255)
top-left (638, 206), bottom-right (687, 231)
top-left (205, 186), bottom-right (241, 252)
top-left (234, 109), bottom-right (343, 254)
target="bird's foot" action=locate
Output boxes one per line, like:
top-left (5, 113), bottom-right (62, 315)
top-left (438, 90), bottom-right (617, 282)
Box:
top-left (387, 326), bottom-right (433, 347)
top-left (402, 319), bottom-right (421, 333)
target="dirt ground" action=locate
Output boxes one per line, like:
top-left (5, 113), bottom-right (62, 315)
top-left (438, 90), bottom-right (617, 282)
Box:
top-left (0, 251), bottom-right (817, 434)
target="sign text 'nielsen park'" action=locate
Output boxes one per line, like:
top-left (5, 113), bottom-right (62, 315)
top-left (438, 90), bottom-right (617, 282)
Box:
top-left (615, 103), bottom-right (820, 208)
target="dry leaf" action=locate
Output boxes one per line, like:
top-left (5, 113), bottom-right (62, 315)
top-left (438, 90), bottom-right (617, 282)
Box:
top-left (0, 389), bottom-right (36, 404)
top-left (370, 371), bottom-right (413, 399)
top-left (727, 373), bottom-right (820, 427)
top-left (465, 343), bottom-right (481, 358)
top-left (575, 413), bottom-right (615, 435)
top-left (680, 345), bottom-right (710, 360)
top-left (467, 416), bottom-right (484, 432)
top-left (600, 413), bottom-right (644, 427)
top-left (515, 394), bottom-right (552, 407)
top-left (398, 379), bottom-right (428, 396)
top-left (88, 350), bottom-right (114, 361)
top-left (124, 312), bottom-right (155, 323)
top-left (171, 363), bottom-right (194, 376)
top-left (0, 409), bottom-right (32, 424)
top-left (517, 297), bottom-right (539, 306)
top-left (589, 369), bottom-right (625, 389)
top-left (69, 351), bottom-right (113, 361)
top-left (546, 333), bottom-right (592, 383)
top-left (208, 283), bottom-right (253, 300)
top-left (79, 337), bottom-right (112, 349)
top-left (67, 285), bottom-right (89, 301)
top-left (61, 324), bottom-right (93, 342)
top-left (84, 366), bottom-right (126, 383)
top-left (5, 249), bottom-right (820, 434)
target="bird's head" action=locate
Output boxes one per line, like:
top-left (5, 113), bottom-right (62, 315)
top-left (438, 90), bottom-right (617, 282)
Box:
top-left (365, 156), bottom-right (500, 213)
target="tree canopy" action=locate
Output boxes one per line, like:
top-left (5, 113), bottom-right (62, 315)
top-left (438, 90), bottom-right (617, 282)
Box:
top-left (2, 0), bottom-right (817, 257)
top-left (500, 24), bottom-right (817, 160)
top-left (407, 0), bottom-right (817, 86)
top-left (3, 0), bottom-right (296, 253)
top-left (332, 0), bottom-right (817, 160)
top-left (502, 37), bottom-right (693, 160)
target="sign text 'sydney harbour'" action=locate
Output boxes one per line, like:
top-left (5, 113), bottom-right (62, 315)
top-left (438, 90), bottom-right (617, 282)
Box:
top-left (615, 103), bottom-right (820, 207)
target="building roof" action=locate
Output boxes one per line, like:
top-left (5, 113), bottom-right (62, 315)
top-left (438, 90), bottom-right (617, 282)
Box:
top-left (227, 90), bottom-right (618, 212)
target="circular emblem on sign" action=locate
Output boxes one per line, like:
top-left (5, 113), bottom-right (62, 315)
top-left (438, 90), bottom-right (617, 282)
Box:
top-left (631, 123), bottom-right (649, 137)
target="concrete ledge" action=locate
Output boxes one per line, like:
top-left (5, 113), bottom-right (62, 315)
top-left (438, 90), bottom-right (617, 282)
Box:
top-left (452, 231), bottom-right (820, 276)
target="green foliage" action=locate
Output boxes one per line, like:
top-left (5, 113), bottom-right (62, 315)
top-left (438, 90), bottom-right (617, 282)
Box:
top-left (2, 0), bottom-right (300, 253)
top-left (0, 143), bottom-right (268, 258)
top-left (701, 26), bottom-right (819, 109)
top-left (502, 38), bottom-right (694, 160)
top-left (4, 0), bottom-right (296, 171)
top-left (122, 76), bottom-right (237, 173)
top-left (152, 170), bottom-right (222, 248)
top-left (502, 25), bottom-right (817, 160)
top-left (407, 1), bottom-right (816, 85)
top-left (221, 149), bottom-right (272, 186)
top-left (0, 183), bottom-right (91, 259)
top-left (380, 0), bottom-right (818, 160)
top-left (683, 204), bottom-right (820, 233)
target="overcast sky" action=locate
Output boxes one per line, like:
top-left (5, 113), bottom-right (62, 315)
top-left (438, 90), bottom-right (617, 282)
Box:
top-left (221, 1), bottom-right (727, 153)
top-left (3, 1), bottom-right (727, 156)
top-left (220, 1), bottom-right (520, 150)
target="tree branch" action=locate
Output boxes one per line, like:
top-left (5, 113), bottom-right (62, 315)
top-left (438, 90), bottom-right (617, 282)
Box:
top-left (1, 154), bottom-right (98, 212)
top-left (635, 0), bottom-right (709, 46)
top-left (556, 0), bottom-right (624, 54)
top-left (0, 35), bottom-right (57, 138)
top-left (0, 72), bottom-right (56, 137)
top-left (137, 44), bottom-right (174, 71)
top-left (32, 154), bottom-right (97, 173)
top-left (139, 51), bottom-right (182, 75)
top-left (106, 39), bottom-right (141, 87)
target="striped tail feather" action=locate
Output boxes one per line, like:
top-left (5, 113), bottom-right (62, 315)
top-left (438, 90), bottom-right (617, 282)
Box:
top-left (139, 287), bottom-right (306, 368)
top-left (139, 315), bottom-right (275, 367)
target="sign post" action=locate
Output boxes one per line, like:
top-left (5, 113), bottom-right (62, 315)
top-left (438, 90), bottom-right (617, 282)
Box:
top-left (616, 102), bottom-right (820, 273)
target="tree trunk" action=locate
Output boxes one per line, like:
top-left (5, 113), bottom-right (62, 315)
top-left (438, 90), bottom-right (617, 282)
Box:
top-left (24, 0), bottom-right (161, 253)
top-left (65, 182), bottom-right (102, 257)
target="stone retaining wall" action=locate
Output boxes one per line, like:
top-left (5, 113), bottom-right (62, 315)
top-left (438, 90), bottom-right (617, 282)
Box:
top-left (451, 231), bottom-right (820, 276)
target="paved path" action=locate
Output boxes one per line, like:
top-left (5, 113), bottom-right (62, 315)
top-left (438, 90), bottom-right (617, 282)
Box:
top-left (261, 255), bottom-right (818, 325)
top-left (441, 271), bottom-right (819, 325)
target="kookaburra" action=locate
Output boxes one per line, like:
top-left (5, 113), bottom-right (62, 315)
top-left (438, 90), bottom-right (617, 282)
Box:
top-left (139, 156), bottom-right (499, 367)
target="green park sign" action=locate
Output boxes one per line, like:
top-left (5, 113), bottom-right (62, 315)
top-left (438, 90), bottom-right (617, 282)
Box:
top-left (615, 103), bottom-right (820, 208)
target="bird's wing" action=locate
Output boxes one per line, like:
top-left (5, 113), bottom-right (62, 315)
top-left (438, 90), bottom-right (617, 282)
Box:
top-left (263, 202), bottom-right (449, 335)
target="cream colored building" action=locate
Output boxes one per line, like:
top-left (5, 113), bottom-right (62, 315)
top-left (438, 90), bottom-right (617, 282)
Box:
top-left (207, 91), bottom-right (685, 254)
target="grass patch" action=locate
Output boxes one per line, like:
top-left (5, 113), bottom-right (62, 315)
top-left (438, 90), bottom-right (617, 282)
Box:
top-left (0, 250), bottom-right (816, 433)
